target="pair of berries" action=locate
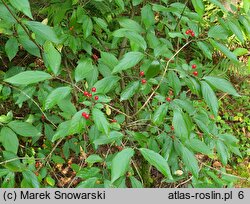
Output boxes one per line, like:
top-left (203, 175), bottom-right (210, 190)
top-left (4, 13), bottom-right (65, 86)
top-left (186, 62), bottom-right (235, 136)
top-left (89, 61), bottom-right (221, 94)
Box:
top-left (82, 112), bottom-right (90, 119)
top-left (84, 87), bottom-right (98, 100)
top-left (185, 29), bottom-right (195, 37)
top-left (139, 71), bottom-right (147, 84)
top-left (191, 64), bottom-right (198, 76)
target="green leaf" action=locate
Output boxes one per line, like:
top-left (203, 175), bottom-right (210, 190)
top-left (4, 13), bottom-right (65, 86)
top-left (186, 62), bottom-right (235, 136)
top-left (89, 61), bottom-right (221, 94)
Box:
top-left (168, 32), bottom-right (185, 39)
top-left (45, 176), bottom-right (55, 186)
top-left (125, 31), bottom-right (147, 50)
top-left (2, 172), bottom-right (15, 188)
top-left (120, 81), bottom-right (140, 101)
top-left (45, 87), bottom-right (71, 110)
top-left (173, 109), bottom-right (188, 140)
top-left (111, 148), bottom-right (134, 183)
top-left (141, 4), bottom-right (155, 29)
top-left (93, 17), bottom-right (108, 31)
top-left (51, 155), bottom-right (65, 164)
top-left (227, 19), bottom-right (244, 43)
top-left (146, 60), bottom-right (160, 78)
top-left (100, 52), bottom-right (118, 69)
top-left (243, 0), bottom-right (250, 13)
top-left (201, 81), bottom-right (219, 117)
top-left (52, 121), bottom-right (71, 142)
top-left (0, 169), bottom-right (10, 178)
top-left (77, 177), bottom-right (98, 188)
top-left (193, 118), bottom-right (211, 135)
top-left (187, 138), bottom-right (213, 156)
top-left (139, 148), bottom-right (172, 179)
top-left (209, 39), bottom-right (238, 63)
top-left (9, 0), bottom-right (33, 19)
top-left (0, 127), bottom-right (19, 154)
top-left (0, 4), bottom-right (16, 23)
top-left (180, 145), bottom-right (199, 178)
top-left (113, 28), bottom-right (147, 51)
top-left (75, 58), bottom-right (94, 82)
top-left (203, 76), bottom-right (240, 97)
top-left (218, 133), bottom-right (239, 145)
top-left (115, 0), bottom-right (124, 10)
top-left (191, 0), bottom-right (205, 16)
top-left (3, 151), bottom-right (24, 172)
top-left (196, 41), bottom-right (213, 60)
top-left (25, 21), bottom-right (59, 43)
top-left (152, 103), bottom-right (168, 125)
top-left (216, 140), bottom-right (228, 165)
top-left (69, 110), bottom-right (86, 134)
top-left (5, 37), bottom-right (19, 61)
top-left (8, 121), bottom-right (41, 137)
top-left (168, 71), bottom-right (181, 96)
top-left (208, 25), bottom-right (229, 40)
top-left (18, 35), bottom-right (40, 57)
top-left (132, 0), bottom-right (143, 6)
top-left (43, 41), bottom-right (61, 76)
top-left (82, 15), bottom-right (93, 38)
top-left (130, 176), bottom-right (143, 188)
top-left (93, 131), bottom-right (123, 146)
top-left (86, 155), bottom-right (103, 165)
top-left (174, 99), bottom-right (196, 115)
top-left (4, 71), bottom-right (52, 85)
top-left (233, 48), bottom-right (249, 57)
top-left (92, 108), bottom-right (109, 135)
top-left (93, 76), bottom-right (120, 94)
top-left (118, 19), bottom-right (144, 33)
top-left (22, 170), bottom-right (40, 188)
top-left (112, 52), bottom-right (144, 74)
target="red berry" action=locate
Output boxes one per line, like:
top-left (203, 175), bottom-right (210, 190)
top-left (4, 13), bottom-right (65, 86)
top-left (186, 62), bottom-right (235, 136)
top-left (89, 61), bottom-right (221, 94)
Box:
top-left (141, 79), bottom-right (147, 84)
top-left (166, 97), bottom-right (171, 102)
top-left (139, 71), bottom-right (145, 77)
top-left (91, 87), bottom-right (96, 92)
top-left (193, 71), bottom-right (198, 76)
top-left (94, 96), bottom-right (99, 100)
top-left (85, 114), bottom-right (90, 119)
top-left (84, 91), bottom-right (89, 96)
top-left (192, 64), bottom-right (197, 69)
top-left (171, 126), bottom-right (174, 131)
top-left (191, 32), bottom-right (195, 37)
top-left (69, 26), bottom-right (74, 31)
top-left (111, 119), bottom-right (117, 123)
top-left (82, 112), bottom-right (87, 117)
top-left (88, 93), bottom-right (92, 97)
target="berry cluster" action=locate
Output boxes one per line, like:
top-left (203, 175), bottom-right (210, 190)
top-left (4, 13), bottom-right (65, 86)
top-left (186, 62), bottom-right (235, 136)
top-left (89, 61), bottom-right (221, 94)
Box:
top-left (83, 87), bottom-right (98, 100)
top-left (185, 29), bottom-right (195, 37)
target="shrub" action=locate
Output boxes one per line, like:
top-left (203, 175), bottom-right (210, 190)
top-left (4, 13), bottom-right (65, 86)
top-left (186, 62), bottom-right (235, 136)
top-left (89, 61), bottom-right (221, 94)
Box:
top-left (0, 0), bottom-right (249, 187)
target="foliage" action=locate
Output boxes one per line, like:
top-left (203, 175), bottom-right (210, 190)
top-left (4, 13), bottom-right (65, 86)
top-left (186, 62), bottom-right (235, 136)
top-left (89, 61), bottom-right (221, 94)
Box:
top-left (0, 0), bottom-right (249, 188)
